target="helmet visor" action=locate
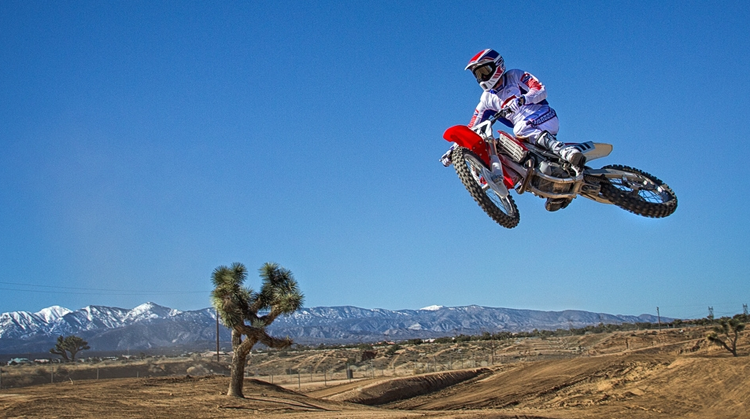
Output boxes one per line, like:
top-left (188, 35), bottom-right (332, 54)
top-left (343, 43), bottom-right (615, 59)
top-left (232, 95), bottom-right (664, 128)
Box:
top-left (472, 62), bottom-right (496, 82)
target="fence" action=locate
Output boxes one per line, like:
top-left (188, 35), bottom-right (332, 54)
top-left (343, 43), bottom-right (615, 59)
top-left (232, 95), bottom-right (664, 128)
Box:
top-left (0, 358), bottom-right (230, 389)
top-left (0, 338), bottom-right (590, 390)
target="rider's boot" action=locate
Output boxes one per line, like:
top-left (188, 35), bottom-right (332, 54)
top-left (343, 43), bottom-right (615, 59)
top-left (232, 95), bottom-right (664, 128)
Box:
top-left (536, 131), bottom-right (586, 167)
top-left (536, 133), bottom-right (577, 212)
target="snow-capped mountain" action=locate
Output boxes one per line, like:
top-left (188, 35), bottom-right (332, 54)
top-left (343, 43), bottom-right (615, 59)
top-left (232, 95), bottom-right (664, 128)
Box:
top-left (36, 306), bottom-right (72, 323)
top-left (0, 303), bottom-right (667, 355)
top-left (0, 302), bottom-right (219, 354)
top-left (268, 305), bottom-right (666, 342)
top-left (0, 302), bottom-right (181, 340)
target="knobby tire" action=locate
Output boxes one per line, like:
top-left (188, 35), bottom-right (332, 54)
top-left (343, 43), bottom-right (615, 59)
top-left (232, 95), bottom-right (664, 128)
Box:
top-left (452, 147), bottom-right (520, 229)
top-left (598, 164), bottom-right (677, 218)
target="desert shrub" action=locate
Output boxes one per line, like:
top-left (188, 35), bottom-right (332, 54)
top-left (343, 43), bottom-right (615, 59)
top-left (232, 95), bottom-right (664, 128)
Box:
top-left (186, 364), bottom-right (211, 376)
top-left (148, 363), bottom-right (166, 374)
top-left (385, 344), bottom-right (402, 356)
top-left (707, 317), bottom-right (745, 357)
top-left (15, 375), bottom-right (35, 387)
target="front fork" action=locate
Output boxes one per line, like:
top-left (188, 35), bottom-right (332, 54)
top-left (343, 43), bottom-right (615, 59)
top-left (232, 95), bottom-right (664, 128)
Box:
top-left (441, 138), bottom-right (511, 198)
top-left (486, 139), bottom-right (510, 198)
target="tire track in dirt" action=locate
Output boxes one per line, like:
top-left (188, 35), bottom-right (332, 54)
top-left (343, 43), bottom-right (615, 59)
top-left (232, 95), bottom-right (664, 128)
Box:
top-left (312, 368), bottom-right (488, 405)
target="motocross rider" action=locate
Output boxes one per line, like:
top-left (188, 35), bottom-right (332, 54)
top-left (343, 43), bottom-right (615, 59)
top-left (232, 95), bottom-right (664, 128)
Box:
top-left (465, 48), bottom-right (584, 212)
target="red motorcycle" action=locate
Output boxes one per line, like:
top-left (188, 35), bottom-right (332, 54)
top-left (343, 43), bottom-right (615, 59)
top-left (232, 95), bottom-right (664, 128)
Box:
top-left (440, 110), bottom-right (678, 228)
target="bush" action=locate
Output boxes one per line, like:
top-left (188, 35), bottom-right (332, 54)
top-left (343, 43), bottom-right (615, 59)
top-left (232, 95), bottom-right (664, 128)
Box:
top-left (385, 344), bottom-right (402, 356)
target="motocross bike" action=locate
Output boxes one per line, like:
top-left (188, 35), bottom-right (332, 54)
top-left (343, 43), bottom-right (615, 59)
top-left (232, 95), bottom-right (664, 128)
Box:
top-left (440, 109), bottom-right (678, 228)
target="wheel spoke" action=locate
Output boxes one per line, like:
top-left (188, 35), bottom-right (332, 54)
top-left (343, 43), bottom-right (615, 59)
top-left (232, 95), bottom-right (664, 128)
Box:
top-left (599, 164), bottom-right (677, 218)
top-left (453, 147), bottom-right (520, 228)
top-left (609, 174), bottom-right (670, 204)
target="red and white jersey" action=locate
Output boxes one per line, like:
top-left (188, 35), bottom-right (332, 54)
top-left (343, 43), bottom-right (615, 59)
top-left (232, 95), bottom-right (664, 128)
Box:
top-left (468, 69), bottom-right (556, 133)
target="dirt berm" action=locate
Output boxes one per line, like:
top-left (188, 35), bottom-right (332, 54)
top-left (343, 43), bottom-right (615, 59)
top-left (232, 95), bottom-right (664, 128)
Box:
top-left (320, 368), bottom-right (489, 405)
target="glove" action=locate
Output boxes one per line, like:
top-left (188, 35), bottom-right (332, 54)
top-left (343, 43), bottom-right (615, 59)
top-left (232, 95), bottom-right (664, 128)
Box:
top-left (502, 96), bottom-right (526, 114)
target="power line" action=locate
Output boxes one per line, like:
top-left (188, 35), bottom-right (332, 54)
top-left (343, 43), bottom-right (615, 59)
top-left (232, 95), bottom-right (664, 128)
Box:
top-left (0, 281), bottom-right (111, 291)
top-left (654, 302), bottom-right (748, 310)
top-left (0, 281), bottom-right (208, 296)
top-left (0, 287), bottom-right (207, 296)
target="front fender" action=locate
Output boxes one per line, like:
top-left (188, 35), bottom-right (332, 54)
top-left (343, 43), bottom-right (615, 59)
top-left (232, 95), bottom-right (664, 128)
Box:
top-left (443, 125), bottom-right (490, 165)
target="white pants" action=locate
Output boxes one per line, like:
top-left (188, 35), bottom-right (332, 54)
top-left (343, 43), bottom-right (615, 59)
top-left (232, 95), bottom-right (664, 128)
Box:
top-left (513, 116), bottom-right (559, 145)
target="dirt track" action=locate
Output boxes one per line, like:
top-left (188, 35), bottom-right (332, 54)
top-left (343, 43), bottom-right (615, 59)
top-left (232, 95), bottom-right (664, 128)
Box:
top-left (389, 354), bottom-right (750, 418)
top-left (2, 328), bottom-right (748, 418)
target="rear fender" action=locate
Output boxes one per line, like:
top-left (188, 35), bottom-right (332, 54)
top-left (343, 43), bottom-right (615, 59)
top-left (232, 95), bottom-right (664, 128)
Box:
top-left (572, 141), bottom-right (613, 161)
top-left (443, 125), bottom-right (490, 165)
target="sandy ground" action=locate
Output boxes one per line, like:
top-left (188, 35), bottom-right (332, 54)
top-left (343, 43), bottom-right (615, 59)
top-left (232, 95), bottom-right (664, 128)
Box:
top-left (1, 328), bottom-right (748, 418)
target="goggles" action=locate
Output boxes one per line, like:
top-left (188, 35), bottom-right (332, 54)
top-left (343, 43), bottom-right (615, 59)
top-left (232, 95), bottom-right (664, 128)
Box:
top-left (472, 62), bottom-right (496, 82)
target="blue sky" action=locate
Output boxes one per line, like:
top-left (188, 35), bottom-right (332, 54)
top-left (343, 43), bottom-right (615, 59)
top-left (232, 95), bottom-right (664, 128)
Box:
top-left (1, 1), bottom-right (748, 321)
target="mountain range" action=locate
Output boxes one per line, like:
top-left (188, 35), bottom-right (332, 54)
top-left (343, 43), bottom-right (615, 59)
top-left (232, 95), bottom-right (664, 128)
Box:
top-left (0, 302), bottom-right (666, 355)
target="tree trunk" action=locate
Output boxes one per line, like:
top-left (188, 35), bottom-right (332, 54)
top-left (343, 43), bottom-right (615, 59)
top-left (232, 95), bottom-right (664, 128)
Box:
top-left (227, 330), bottom-right (258, 398)
top-left (227, 330), bottom-right (246, 398)
top-left (718, 338), bottom-right (738, 357)
top-left (228, 352), bottom-right (247, 397)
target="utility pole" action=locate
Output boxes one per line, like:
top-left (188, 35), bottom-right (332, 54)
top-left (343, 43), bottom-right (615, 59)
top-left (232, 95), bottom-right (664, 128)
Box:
top-left (491, 335), bottom-right (495, 365)
top-left (708, 306), bottom-right (714, 321)
top-left (743, 304), bottom-right (748, 316)
top-left (216, 309), bottom-right (220, 362)
top-left (657, 307), bottom-right (661, 330)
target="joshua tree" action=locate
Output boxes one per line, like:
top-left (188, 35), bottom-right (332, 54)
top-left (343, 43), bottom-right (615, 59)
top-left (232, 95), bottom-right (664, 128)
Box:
top-left (211, 262), bottom-right (304, 398)
top-left (706, 317), bottom-right (745, 357)
top-left (49, 335), bottom-right (90, 362)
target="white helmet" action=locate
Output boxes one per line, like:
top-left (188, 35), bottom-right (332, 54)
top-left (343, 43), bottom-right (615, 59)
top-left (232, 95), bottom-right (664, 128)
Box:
top-left (465, 49), bottom-right (506, 92)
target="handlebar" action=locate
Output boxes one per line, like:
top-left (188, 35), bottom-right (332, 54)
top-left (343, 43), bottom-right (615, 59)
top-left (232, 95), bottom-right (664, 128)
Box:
top-left (470, 108), bottom-right (511, 136)
top-left (489, 107), bottom-right (513, 124)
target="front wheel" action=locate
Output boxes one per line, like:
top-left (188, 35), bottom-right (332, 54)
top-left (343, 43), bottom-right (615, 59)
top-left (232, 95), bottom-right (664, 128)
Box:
top-left (598, 164), bottom-right (677, 218)
top-left (451, 147), bottom-right (520, 228)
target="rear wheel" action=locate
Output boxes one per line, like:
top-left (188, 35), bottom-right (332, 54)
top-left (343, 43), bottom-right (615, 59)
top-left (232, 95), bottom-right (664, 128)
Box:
top-left (598, 164), bottom-right (677, 218)
top-left (452, 147), bottom-right (520, 228)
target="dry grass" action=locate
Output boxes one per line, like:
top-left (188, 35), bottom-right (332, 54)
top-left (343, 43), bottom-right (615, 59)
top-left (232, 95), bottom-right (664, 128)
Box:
top-left (1, 326), bottom-right (748, 418)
